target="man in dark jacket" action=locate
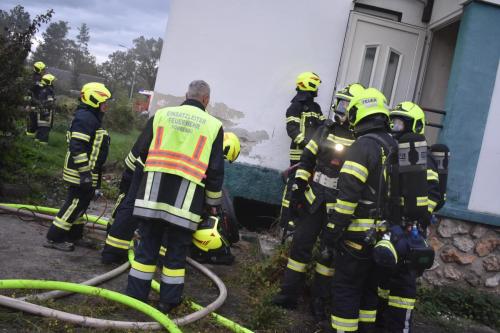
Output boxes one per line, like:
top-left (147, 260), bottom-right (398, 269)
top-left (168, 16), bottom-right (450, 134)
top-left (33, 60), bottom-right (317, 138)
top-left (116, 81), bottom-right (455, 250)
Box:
top-left (26, 61), bottom-right (46, 137)
top-left (280, 72), bottom-right (325, 230)
top-left (45, 82), bottom-right (112, 251)
top-left (35, 73), bottom-right (56, 144)
top-left (126, 80), bottom-right (225, 313)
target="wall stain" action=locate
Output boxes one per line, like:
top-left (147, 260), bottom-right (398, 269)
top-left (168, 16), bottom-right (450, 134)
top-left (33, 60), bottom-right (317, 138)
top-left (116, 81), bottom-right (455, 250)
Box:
top-left (150, 92), bottom-right (270, 157)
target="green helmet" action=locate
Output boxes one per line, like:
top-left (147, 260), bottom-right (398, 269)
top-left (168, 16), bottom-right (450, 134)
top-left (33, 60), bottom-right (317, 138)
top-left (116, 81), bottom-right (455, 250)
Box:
top-left (333, 83), bottom-right (365, 115)
top-left (347, 87), bottom-right (390, 127)
top-left (390, 101), bottom-right (425, 135)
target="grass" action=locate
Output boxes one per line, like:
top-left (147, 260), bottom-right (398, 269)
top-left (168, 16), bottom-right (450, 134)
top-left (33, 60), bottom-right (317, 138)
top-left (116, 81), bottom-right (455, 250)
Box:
top-left (0, 115), bottom-right (139, 203)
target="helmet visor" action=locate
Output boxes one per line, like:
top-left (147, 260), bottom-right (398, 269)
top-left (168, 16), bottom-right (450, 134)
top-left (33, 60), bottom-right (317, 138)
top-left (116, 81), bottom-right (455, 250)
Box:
top-left (335, 99), bottom-right (349, 115)
top-left (391, 117), bottom-right (406, 133)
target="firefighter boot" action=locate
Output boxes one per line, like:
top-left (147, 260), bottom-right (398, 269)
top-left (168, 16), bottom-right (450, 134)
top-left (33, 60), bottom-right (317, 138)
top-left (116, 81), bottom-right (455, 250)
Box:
top-left (43, 240), bottom-right (75, 252)
top-left (311, 297), bottom-right (328, 323)
top-left (271, 293), bottom-right (298, 310)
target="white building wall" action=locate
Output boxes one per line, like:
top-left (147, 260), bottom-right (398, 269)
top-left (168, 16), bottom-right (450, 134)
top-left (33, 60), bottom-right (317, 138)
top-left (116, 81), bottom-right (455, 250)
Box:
top-left (429, 0), bottom-right (463, 28)
top-left (151, 0), bottom-right (353, 170)
top-left (468, 60), bottom-right (500, 215)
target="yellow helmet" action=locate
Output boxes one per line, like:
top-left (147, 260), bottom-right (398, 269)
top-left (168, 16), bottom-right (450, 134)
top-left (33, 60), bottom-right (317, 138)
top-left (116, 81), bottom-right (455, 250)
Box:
top-left (41, 74), bottom-right (56, 86)
top-left (33, 61), bottom-right (46, 73)
top-left (80, 82), bottom-right (111, 108)
top-left (390, 101), bottom-right (425, 135)
top-left (296, 72), bottom-right (321, 92)
top-left (333, 83), bottom-right (365, 115)
top-left (223, 132), bottom-right (241, 163)
top-left (192, 216), bottom-right (227, 252)
top-left (347, 88), bottom-right (390, 127)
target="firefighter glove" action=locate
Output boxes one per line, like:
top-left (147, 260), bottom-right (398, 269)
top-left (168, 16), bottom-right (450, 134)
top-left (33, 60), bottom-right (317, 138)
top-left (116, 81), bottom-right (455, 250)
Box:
top-left (79, 171), bottom-right (93, 190)
top-left (321, 223), bottom-right (344, 249)
top-left (290, 186), bottom-right (306, 217)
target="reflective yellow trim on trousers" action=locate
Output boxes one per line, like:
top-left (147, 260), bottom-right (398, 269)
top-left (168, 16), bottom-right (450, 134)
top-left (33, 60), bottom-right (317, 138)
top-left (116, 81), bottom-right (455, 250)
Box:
top-left (359, 309), bottom-right (377, 323)
top-left (162, 267), bottom-right (185, 277)
top-left (346, 218), bottom-right (375, 232)
top-left (286, 258), bottom-right (307, 273)
top-left (378, 287), bottom-right (389, 299)
top-left (341, 161), bottom-right (369, 183)
top-left (315, 263), bottom-right (334, 277)
top-left (296, 169), bottom-right (311, 181)
top-left (105, 235), bottom-right (130, 250)
top-left (206, 190), bottom-right (222, 199)
top-left (62, 198), bottom-right (79, 222)
top-left (53, 217), bottom-right (72, 231)
top-left (388, 295), bottom-right (416, 309)
top-left (427, 169), bottom-right (439, 182)
top-left (305, 140), bottom-right (318, 155)
top-left (131, 260), bottom-right (157, 273)
top-left (334, 199), bottom-right (357, 215)
top-left (417, 196), bottom-right (428, 207)
top-left (159, 246), bottom-right (167, 256)
top-left (331, 315), bottom-right (359, 332)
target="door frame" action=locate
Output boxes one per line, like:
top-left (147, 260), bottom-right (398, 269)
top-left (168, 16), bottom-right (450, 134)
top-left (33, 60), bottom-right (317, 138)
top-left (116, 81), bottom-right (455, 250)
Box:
top-left (335, 11), bottom-right (426, 105)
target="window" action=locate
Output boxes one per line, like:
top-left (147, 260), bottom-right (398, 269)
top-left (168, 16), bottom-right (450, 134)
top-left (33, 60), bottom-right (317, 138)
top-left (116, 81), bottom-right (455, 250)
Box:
top-left (359, 46), bottom-right (378, 87)
top-left (382, 50), bottom-right (401, 104)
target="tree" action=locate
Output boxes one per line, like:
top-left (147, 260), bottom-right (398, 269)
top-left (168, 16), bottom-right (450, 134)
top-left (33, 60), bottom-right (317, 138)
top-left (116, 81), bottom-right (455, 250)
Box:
top-left (99, 50), bottom-right (136, 93)
top-left (32, 20), bottom-right (71, 69)
top-left (69, 23), bottom-right (98, 88)
top-left (0, 5), bottom-right (53, 135)
top-left (130, 36), bottom-right (163, 90)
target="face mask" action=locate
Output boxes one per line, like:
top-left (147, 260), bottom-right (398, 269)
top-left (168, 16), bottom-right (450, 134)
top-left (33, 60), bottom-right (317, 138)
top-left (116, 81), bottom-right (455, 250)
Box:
top-left (391, 117), bottom-right (406, 132)
top-left (336, 99), bottom-right (349, 115)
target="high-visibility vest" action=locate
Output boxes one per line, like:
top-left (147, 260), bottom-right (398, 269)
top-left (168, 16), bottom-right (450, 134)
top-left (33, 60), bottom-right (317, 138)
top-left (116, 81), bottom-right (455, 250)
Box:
top-left (144, 105), bottom-right (222, 185)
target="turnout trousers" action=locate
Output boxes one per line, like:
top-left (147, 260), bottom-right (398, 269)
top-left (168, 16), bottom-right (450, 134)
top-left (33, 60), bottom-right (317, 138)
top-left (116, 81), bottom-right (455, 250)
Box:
top-left (26, 108), bottom-right (37, 136)
top-left (102, 167), bottom-right (143, 261)
top-left (330, 244), bottom-right (379, 333)
top-left (46, 185), bottom-right (95, 242)
top-left (280, 204), bottom-right (334, 302)
top-left (376, 265), bottom-right (417, 333)
top-left (279, 169), bottom-right (297, 228)
top-left (126, 219), bottom-right (193, 305)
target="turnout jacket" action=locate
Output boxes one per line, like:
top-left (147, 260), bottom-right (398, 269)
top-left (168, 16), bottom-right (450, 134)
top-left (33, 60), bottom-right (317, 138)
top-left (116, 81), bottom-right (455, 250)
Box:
top-left (294, 121), bottom-right (355, 213)
top-left (63, 104), bottom-right (110, 188)
top-left (426, 149), bottom-right (441, 216)
top-left (329, 129), bottom-right (397, 243)
top-left (286, 91), bottom-right (325, 165)
top-left (133, 99), bottom-right (225, 231)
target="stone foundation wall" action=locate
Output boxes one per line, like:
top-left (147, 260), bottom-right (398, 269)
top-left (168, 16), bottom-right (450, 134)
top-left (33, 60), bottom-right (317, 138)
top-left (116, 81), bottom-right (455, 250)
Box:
top-left (422, 218), bottom-right (500, 292)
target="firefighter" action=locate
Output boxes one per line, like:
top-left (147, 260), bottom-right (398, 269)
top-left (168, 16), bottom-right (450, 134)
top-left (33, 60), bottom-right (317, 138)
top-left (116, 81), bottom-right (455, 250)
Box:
top-left (101, 131), bottom-right (240, 265)
top-left (35, 74), bottom-right (56, 144)
top-left (125, 80), bottom-right (225, 313)
top-left (375, 102), bottom-right (442, 333)
top-left (321, 88), bottom-right (397, 333)
top-left (26, 61), bottom-right (46, 137)
top-left (44, 82), bottom-right (112, 251)
top-left (272, 84), bottom-right (363, 321)
top-left (281, 72), bottom-right (325, 233)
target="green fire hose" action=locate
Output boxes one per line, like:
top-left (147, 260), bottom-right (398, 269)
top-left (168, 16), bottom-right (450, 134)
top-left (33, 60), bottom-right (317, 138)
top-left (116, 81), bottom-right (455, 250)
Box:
top-left (0, 279), bottom-right (181, 333)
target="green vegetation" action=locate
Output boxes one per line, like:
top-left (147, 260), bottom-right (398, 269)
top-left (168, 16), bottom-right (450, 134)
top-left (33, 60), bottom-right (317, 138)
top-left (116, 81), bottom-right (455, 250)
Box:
top-left (417, 285), bottom-right (500, 331)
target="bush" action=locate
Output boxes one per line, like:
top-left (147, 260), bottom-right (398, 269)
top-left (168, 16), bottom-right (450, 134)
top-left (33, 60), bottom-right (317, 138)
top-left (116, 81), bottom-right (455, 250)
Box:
top-left (103, 97), bottom-right (136, 133)
top-left (417, 285), bottom-right (500, 330)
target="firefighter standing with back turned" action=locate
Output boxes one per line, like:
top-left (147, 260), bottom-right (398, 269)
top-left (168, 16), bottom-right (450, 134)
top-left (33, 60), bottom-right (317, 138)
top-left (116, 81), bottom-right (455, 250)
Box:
top-left (321, 88), bottom-right (397, 333)
top-left (35, 73), bottom-right (57, 144)
top-left (125, 80), bottom-right (225, 314)
top-left (374, 102), bottom-right (443, 333)
top-left (45, 82), bottom-right (112, 251)
top-left (281, 72), bottom-right (325, 233)
top-left (272, 84), bottom-right (363, 323)
top-left (26, 61), bottom-right (46, 137)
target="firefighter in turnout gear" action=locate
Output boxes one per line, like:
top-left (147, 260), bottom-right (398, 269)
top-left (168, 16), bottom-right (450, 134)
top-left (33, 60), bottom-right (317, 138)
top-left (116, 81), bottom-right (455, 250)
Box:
top-left (280, 72), bottom-right (325, 232)
top-left (45, 82), bottom-right (111, 251)
top-left (321, 88), bottom-right (397, 333)
top-left (272, 84), bottom-right (363, 321)
top-left (101, 131), bottom-right (240, 265)
top-left (26, 61), bottom-right (46, 137)
top-left (375, 102), bottom-right (442, 333)
top-left (126, 80), bottom-right (225, 313)
top-left (35, 74), bottom-right (56, 144)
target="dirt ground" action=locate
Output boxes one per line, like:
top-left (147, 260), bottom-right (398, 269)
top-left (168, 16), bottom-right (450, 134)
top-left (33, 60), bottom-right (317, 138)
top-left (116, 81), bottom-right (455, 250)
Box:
top-left (0, 204), bottom-right (498, 333)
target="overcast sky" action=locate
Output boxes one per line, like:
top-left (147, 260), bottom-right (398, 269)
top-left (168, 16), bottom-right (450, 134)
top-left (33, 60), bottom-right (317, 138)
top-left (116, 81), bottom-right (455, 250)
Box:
top-left (1, 0), bottom-right (170, 63)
